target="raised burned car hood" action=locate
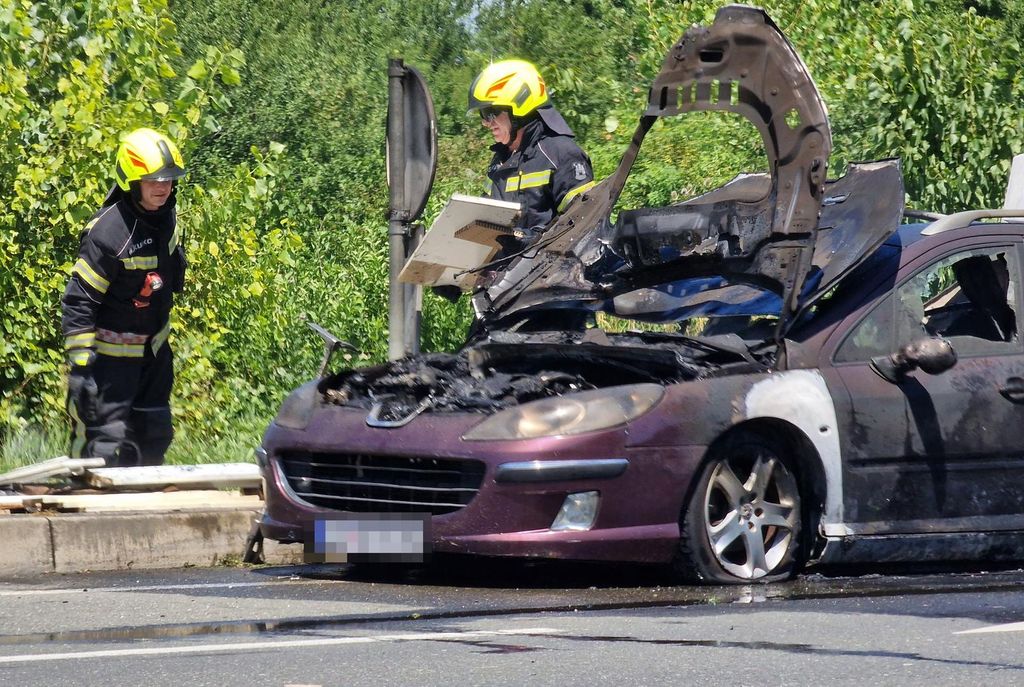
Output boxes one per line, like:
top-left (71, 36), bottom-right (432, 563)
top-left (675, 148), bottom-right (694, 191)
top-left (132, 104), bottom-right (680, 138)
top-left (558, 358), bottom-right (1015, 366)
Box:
top-left (476, 4), bottom-right (902, 335)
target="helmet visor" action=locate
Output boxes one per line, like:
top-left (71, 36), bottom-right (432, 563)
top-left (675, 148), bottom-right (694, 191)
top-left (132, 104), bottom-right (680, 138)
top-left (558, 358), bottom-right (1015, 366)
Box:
top-left (478, 106), bottom-right (508, 122)
top-left (141, 164), bottom-right (186, 182)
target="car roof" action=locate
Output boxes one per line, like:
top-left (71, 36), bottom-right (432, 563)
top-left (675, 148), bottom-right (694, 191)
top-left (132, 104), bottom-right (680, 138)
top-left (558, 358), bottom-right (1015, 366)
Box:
top-left (889, 223), bottom-right (931, 248)
top-left (890, 218), bottom-right (1024, 250)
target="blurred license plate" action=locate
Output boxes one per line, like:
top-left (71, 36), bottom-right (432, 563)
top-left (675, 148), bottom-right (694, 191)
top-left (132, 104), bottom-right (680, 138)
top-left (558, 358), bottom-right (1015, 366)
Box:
top-left (305, 514), bottom-right (430, 563)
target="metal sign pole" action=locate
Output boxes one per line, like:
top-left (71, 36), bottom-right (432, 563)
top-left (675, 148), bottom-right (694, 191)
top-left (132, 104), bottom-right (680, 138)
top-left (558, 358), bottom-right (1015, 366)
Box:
top-left (386, 58), bottom-right (408, 361)
top-left (403, 224), bottom-right (424, 355)
top-left (386, 58), bottom-right (437, 360)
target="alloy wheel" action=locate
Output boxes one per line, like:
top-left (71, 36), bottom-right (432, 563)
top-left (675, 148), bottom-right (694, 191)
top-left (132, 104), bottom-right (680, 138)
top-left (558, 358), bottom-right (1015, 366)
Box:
top-left (702, 449), bottom-right (800, 580)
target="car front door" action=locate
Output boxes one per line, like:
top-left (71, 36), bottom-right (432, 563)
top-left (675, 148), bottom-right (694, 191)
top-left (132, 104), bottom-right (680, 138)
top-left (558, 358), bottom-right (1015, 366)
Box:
top-left (829, 238), bottom-right (1024, 534)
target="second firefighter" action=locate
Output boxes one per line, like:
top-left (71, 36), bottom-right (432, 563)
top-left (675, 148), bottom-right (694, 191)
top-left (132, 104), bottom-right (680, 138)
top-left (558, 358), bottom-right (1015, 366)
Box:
top-left (61, 127), bottom-right (187, 467)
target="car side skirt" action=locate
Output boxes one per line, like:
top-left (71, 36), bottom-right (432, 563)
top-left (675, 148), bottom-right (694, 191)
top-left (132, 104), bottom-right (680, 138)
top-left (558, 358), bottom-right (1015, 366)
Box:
top-left (817, 530), bottom-right (1024, 565)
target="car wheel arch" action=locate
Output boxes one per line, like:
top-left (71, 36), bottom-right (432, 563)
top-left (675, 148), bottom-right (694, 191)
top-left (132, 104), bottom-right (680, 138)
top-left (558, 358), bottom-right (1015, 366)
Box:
top-left (673, 419), bottom-right (827, 583)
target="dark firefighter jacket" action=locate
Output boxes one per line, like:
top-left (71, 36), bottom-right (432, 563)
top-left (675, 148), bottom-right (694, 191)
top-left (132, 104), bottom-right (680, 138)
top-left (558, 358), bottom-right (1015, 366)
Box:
top-left (61, 189), bottom-right (185, 358)
top-left (485, 105), bottom-right (595, 236)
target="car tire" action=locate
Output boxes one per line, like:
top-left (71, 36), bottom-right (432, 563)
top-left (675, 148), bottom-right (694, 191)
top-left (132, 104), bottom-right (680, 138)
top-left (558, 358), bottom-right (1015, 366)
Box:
top-left (675, 431), bottom-right (803, 584)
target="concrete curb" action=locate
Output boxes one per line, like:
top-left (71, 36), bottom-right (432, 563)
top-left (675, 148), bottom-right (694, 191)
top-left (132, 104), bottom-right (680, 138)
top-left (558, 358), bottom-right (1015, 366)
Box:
top-left (0, 516), bottom-right (53, 577)
top-left (0, 509), bottom-right (303, 578)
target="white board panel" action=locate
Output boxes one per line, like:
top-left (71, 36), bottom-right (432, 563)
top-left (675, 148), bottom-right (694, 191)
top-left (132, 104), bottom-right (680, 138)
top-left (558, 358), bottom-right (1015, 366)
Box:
top-left (399, 194), bottom-right (521, 289)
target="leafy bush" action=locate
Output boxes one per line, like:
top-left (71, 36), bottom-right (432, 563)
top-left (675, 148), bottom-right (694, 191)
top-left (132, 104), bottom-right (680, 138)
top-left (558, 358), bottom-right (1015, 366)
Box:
top-left (0, 0), bottom-right (240, 436)
top-left (3, 0), bottom-right (1022, 466)
top-left (861, 4), bottom-right (1024, 210)
top-left (0, 1), bottom-right (295, 460)
top-left (172, 143), bottom-right (317, 438)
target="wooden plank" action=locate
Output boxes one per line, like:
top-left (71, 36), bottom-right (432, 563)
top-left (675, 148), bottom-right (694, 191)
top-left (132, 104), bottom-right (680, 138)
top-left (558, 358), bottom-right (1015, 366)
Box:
top-left (0, 495), bottom-right (36, 510)
top-left (84, 463), bottom-right (260, 490)
top-left (0, 457), bottom-right (106, 486)
top-left (36, 490), bottom-right (262, 512)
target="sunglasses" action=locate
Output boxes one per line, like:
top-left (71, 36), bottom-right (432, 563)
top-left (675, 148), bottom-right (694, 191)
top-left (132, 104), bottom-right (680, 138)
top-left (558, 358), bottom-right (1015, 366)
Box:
top-left (479, 106), bottom-right (507, 122)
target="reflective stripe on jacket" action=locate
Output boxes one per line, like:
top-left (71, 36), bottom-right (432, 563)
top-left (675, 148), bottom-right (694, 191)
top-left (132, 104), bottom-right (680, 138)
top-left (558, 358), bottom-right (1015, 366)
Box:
top-left (485, 107), bottom-right (594, 233)
top-left (61, 190), bottom-right (185, 356)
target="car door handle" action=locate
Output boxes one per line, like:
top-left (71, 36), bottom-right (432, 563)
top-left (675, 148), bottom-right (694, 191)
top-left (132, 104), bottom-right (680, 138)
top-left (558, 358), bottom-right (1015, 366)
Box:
top-left (999, 377), bottom-right (1024, 403)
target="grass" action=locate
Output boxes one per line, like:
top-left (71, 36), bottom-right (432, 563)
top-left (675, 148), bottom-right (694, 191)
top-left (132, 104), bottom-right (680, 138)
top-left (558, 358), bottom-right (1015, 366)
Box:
top-left (0, 424), bottom-right (68, 475)
top-left (166, 417), bottom-right (265, 466)
top-left (0, 414), bottom-right (266, 474)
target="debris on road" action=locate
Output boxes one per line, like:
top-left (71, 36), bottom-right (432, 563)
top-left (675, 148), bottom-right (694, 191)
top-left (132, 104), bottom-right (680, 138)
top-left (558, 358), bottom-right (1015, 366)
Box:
top-left (0, 458), bottom-right (261, 514)
top-left (84, 463), bottom-right (260, 491)
top-left (0, 456), bottom-right (105, 487)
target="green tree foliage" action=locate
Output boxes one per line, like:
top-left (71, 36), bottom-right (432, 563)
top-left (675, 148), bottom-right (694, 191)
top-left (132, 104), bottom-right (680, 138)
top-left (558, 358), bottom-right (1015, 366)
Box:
top-left (858, 2), bottom-right (1024, 209)
top-left (170, 0), bottom-right (482, 365)
top-left (171, 142), bottom-right (309, 440)
top-left (0, 0), bottom-right (233, 432)
top-left (3, 0), bottom-right (1023, 457)
top-left (0, 0), bottom-right (292, 448)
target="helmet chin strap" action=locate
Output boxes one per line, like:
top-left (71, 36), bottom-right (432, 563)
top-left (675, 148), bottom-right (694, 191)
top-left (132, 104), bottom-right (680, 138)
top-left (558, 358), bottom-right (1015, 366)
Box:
top-left (509, 116), bottom-right (522, 140)
top-left (507, 125), bottom-right (523, 151)
top-left (129, 182), bottom-right (143, 204)
top-left (507, 111), bottom-right (536, 150)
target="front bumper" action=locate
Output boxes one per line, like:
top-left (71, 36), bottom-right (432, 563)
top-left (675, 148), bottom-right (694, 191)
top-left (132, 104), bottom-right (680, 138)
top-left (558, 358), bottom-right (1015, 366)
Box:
top-left (259, 404), bottom-right (706, 564)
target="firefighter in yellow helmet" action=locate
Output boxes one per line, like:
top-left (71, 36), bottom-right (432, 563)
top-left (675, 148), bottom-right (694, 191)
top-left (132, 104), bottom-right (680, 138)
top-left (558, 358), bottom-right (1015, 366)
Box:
top-left (61, 128), bottom-right (187, 466)
top-left (468, 59), bottom-right (595, 245)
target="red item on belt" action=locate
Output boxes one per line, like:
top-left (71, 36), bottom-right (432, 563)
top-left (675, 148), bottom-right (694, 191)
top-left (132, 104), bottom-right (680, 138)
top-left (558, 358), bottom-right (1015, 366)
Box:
top-left (132, 271), bottom-right (164, 308)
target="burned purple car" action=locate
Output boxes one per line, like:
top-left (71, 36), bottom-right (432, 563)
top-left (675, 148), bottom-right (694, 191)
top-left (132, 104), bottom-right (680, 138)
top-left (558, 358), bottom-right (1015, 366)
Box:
top-left (257, 5), bottom-right (1024, 583)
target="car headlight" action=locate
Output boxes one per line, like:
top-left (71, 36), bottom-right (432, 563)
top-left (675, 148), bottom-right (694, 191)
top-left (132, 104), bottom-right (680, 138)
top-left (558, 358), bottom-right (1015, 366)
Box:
top-left (273, 379), bottom-right (320, 430)
top-left (462, 384), bottom-right (664, 441)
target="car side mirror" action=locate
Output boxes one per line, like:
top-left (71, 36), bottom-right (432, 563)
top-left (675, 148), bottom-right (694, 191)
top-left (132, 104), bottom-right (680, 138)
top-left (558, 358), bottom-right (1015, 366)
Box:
top-left (870, 338), bottom-right (957, 383)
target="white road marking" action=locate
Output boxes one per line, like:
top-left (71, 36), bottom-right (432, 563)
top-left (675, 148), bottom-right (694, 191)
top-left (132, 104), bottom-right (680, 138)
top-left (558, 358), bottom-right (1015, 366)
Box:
top-left (0, 580), bottom-right (330, 597)
top-left (0, 627), bottom-right (563, 664)
top-left (955, 621), bottom-right (1024, 635)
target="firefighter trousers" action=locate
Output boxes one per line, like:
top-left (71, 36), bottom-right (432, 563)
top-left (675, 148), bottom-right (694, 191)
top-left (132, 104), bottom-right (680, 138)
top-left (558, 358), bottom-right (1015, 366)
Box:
top-left (68, 342), bottom-right (174, 467)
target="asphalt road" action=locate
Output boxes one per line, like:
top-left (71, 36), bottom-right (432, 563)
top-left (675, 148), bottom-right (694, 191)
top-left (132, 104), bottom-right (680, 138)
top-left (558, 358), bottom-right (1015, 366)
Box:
top-left (1, 560), bottom-right (1023, 686)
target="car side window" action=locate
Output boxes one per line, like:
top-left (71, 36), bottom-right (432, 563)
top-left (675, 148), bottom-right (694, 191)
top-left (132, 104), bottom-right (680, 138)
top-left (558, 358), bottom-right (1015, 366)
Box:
top-left (836, 246), bottom-right (1020, 362)
top-left (833, 293), bottom-right (895, 362)
top-left (895, 247), bottom-right (1018, 356)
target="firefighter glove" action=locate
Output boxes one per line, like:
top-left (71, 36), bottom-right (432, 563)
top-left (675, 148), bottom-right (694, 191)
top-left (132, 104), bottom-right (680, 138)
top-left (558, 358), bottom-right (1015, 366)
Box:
top-left (68, 349), bottom-right (99, 423)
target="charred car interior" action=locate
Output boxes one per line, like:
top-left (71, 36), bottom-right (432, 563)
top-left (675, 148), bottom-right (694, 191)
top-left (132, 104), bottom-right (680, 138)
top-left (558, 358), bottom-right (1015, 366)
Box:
top-left (258, 4), bottom-right (1024, 583)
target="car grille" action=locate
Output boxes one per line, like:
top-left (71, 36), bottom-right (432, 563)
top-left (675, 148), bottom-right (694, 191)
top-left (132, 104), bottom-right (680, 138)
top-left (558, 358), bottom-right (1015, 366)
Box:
top-left (277, 451), bottom-right (486, 515)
